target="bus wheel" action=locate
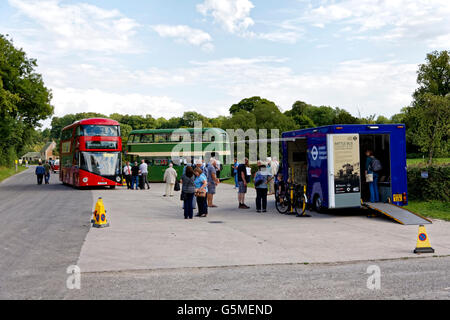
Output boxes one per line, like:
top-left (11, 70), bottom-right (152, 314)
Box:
top-left (314, 195), bottom-right (324, 213)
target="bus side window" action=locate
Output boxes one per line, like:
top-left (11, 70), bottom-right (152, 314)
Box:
top-left (141, 134), bottom-right (153, 143)
top-left (73, 152), bottom-right (79, 166)
top-left (154, 134), bottom-right (167, 143)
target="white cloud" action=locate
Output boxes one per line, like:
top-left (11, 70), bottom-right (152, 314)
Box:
top-left (197, 0), bottom-right (255, 34)
top-left (178, 57), bottom-right (417, 117)
top-left (151, 25), bottom-right (214, 51)
top-left (43, 57), bottom-right (418, 119)
top-left (51, 88), bottom-right (186, 119)
top-left (300, 0), bottom-right (450, 47)
top-left (8, 0), bottom-right (140, 53)
top-left (254, 31), bottom-right (303, 44)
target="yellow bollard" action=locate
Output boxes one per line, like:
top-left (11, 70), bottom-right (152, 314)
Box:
top-left (414, 225), bottom-right (434, 254)
top-left (92, 197), bottom-right (110, 228)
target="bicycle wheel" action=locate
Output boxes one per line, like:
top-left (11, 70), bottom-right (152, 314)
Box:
top-left (276, 194), bottom-right (290, 214)
top-left (294, 193), bottom-right (308, 216)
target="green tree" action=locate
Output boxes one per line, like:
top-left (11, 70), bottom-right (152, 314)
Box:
top-left (285, 101), bottom-right (316, 128)
top-left (413, 50), bottom-right (450, 99)
top-left (0, 35), bottom-right (53, 165)
top-left (180, 111), bottom-right (211, 127)
top-left (304, 105), bottom-right (337, 126)
top-left (333, 108), bottom-right (359, 125)
top-left (229, 97), bottom-right (273, 115)
top-left (407, 94), bottom-right (450, 163)
top-left (407, 50), bottom-right (450, 164)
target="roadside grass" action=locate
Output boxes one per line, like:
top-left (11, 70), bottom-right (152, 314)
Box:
top-left (0, 166), bottom-right (29, 183)
top-left (407, 158), bottom-right (450, 166)
top-left (405, 200), bottom-right (450, 221)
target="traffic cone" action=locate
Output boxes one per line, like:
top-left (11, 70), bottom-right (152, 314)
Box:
top-left (414, 225), bottom-right (434, 254)
top-left (92, 197), bottom-right (110, 228)
top-left (91, 198), bottom-right (101, 223)
top-left (122, 178), bottom-right (127, 187)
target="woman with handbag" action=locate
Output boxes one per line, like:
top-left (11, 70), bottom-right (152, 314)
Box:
top-left (181, 166), bottom-right (196, 219)
top-left (194, 167), bottom-right (208, 217)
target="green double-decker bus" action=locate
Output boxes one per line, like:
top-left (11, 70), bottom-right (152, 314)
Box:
top-left (126, 128), bottom-right (232, 182)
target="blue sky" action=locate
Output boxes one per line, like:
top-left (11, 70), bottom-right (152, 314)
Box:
top-left (1, 0), bottom-right (449, 123)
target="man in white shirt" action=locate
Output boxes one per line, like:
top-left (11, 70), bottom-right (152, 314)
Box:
top-left (123, 161), bottom-right (132, 189)
top-left (139, 159), bottom-right (150, 190)
top-left (163, 163), bottom-right (178, 197)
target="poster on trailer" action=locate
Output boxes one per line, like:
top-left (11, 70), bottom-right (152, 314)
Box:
top-left (333, 135), bottom-right (360, 194)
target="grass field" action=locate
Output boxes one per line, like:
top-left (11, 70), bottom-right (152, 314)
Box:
top-left (0, 166), bottom-right (29, 183)
top-left (405, 200), bottom-right (449, 222)
top-left (407, 158), bottom-right (450, 166)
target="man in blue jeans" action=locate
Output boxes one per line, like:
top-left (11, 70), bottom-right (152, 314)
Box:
top-left (131, 161), bottom-right (140, 190)
top-left (35, 162), bottom-right (45, 185)
top-left (365, 150), bottom-right (380, 203)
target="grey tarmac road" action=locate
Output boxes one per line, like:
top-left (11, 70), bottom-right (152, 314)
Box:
top-left (68, 256), bottom-right (450, 300)
top-left (0, 168), bottom-right (449, 300)
top-left (0, 168), bottom-right (93, 299)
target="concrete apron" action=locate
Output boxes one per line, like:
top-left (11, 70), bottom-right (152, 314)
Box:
top-left (76, 183), bottom-right (450, 273)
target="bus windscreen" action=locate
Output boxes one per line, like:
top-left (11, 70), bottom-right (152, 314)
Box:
top-left (80, 152), bottom-right (121, 176)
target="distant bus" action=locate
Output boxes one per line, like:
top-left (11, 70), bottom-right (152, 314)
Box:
top-left (126, 128), bottom-right (232, 182)
top-left (59, 118), bottom-right (123, 188)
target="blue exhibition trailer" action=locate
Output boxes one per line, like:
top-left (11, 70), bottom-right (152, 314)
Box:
top-left (281, 124), bottom-right (408, 212)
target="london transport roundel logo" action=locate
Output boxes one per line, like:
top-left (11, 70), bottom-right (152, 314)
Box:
top-left (312, 146), bottom-right (319, 161)
top-left (82, 177), bottom-right (88, 183)
top-left (116, 176), bottom-right (121, 182)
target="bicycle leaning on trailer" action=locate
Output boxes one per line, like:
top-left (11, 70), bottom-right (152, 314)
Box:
top-left (275, 182), bottom-right (309, 217)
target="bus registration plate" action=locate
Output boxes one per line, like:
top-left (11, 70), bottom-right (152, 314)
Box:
top-left (393, 194), bottom-right (402, 202)
top-left (98, 182), bottom-right (107, 185)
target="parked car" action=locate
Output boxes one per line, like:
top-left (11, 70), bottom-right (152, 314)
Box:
top-left (53, 159), bottom-right (60, 173)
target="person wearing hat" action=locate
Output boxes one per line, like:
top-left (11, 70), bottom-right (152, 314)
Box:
top-left (254, 161), bottom-right (273, 213)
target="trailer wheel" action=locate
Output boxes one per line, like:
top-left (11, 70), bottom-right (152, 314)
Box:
top-left (313, 195), bottom-right (324, 213)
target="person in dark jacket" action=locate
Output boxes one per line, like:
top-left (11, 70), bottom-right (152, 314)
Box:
top-left (35, 162), bottom-right (45, 185)
top-left (181, 166), bottom-right (196, 219)
top-left (43, 161), bottom-right (51, 184)
top-left (365, 150), bottom-right (380, 203)
top-left (131, 161), bottom-right (140, 190)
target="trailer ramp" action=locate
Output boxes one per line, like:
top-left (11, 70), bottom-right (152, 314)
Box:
top-left (365, 203), bottom-right (432, 225)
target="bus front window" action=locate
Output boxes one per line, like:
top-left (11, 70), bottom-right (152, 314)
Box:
top-left (82, 125), bottom-right (119, 137)
top-left (80, 152), bottom-right (121, 176)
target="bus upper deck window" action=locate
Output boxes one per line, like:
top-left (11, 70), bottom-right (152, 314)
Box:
top-left (154, 134), bottom-right (167, 143)
top-left (141, 134), bottom-right (153, 143)
top-left (82, 125), bottom-right (119, 137)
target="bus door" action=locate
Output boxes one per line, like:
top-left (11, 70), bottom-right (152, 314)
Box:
top-left (326, 134), bottom-right (362, 209)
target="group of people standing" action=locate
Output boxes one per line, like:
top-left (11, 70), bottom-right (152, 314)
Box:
top-left (123, 160), bottom-right (150, 190)
top-left (233, 157), bottom-right (280, 212)
top-left (180, 158), bottom-right (220, 219)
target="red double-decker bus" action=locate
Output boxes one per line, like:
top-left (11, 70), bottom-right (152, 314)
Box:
top-left (59, 118), bottom-right (123, 188)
